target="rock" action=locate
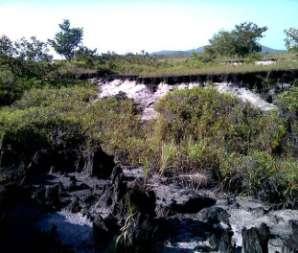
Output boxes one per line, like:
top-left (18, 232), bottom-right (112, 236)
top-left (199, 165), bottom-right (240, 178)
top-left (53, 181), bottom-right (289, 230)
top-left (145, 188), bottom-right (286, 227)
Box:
top-left (0, 125), bottom-right (115, 183)
top-left (126, 184), bottom-right (156, 215)
top-left (257, 177), bottom-right (285, 204)
top-left (196, 207), bottom-right (234, 253)
top-left (170, 194), bottom-right (215, 214)
top-left (111, 181), bottom-right (159, 253)
top-left (115, 212), bottom-right (159, 253)
top-left (155, 184), bottom-right (216, 215)
top-left (111, 165), bottom-right (124, 183)
top-left (44, 184), bottom-right (62, 208)
top-left (67, 197), bottom-right (81, 213)
top-left (242, 223), bottom-right (270, 253)
top-left (218, 229), bottom-right (234, 253)
top-left (122, 167), bottom-right (145, 181)
top-left (27, 150), bottom-right (52, 175)
top-left (93, 214), bottom-right (118, 245)
top-left (197, 206), bottom-right (230, 225)
top-left (285, 220), bottom-right (298, 251)
top-left (82, 145), bottom-right (115, 178)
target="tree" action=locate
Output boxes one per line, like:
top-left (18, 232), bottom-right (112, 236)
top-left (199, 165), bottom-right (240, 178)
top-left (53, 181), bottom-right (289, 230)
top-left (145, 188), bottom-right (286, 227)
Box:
top-left (48, 19), bottom-right (83, 60)
top-left (15, 37), bottom-right (52, 62)
top-left (74, 46), bottom-right (98, 67)
top-left (207, 31), bottom-right (237, 57)
top-left (285, 27), bottom-right (298, 52)
top-left (205, 22), bottom-right (268, 58)
top-left (233, 22), bottom-right (267, 56)
top-left (0, 35), bottom-right (15, 57)
top-left (74, 46), bottom-right (97, 59)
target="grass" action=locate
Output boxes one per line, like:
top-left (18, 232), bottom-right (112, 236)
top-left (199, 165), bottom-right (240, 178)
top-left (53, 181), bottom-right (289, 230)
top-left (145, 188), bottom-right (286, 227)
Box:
top-left (0, 52), bottom-right (297, 206)
top-left (104, 52), bottom-right (298, 77)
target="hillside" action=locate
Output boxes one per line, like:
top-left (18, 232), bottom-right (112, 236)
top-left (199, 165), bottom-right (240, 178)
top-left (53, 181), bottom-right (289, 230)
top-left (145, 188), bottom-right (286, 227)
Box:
top-left (152, 45), bottom-right (285, 58)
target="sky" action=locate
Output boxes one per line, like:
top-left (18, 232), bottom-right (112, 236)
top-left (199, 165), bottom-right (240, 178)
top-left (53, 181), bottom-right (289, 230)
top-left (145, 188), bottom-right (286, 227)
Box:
top-left (0, 0), bottom-right (297, 54)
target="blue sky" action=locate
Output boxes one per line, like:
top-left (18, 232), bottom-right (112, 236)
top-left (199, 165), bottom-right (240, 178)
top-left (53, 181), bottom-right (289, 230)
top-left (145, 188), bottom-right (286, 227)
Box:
top-left (0, 0), bottom-right (297, 53)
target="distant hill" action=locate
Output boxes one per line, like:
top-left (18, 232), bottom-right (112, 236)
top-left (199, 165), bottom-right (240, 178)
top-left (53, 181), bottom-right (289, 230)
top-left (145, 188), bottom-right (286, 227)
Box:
top-left (152, 45), bottom-right (285, 58)
top-left (260, 45), bottom-right (285, 54)
top-left (151, 46), bottom-right (205, 58)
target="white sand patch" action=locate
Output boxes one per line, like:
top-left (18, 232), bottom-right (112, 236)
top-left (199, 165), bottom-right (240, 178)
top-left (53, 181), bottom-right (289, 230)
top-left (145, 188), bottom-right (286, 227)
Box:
top-left (214, 82), bottom-right (277, 111)
top-left (255, 60), bottom-right (276, 66)
top-left (97, 79), bottom-right (276, 120)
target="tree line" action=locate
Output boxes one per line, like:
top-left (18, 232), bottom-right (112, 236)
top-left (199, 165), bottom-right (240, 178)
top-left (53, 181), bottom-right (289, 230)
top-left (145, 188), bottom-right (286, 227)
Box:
top-left (0, 19), bottom-right (297, 62)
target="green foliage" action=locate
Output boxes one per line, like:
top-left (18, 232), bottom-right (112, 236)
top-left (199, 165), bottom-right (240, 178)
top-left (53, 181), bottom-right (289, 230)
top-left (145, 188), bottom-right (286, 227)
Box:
top-left (0, 85), bottom-right (143, 178)
top-left (125, 87), bottom-right (296, 204)
top-left (0, 53), bottom-right (93, 106)
top-left (154, 87), bottom-right (284, 154)
top-left (159, 141), bottom-right (179, 174)
top-left (206, 31), bottom-right (237, 57)
top-left (0, 35), bottom-right (15, 57)
top-left (0, 69), bottom-right (23, 105)
top-left (0, 85), bottom-right (96, 137)
top-left (242, 151), bottom-right (277, 196)
top-left (233, 22), bottom-right (267, 56)
top-left (277, 87), bottom-right (298, 158)
top-left (206, 22), bottom-right (267, 58)
top-left (285, 27), bottom-right (298, 52)
top-left (14, 37), bottom-right (52, 62)
top-left (0, 84), bottom-right (296, 205)
top-left (277, 86), bottom-right (298, 113)
top-left (49, 19), bottom-right (83, 60)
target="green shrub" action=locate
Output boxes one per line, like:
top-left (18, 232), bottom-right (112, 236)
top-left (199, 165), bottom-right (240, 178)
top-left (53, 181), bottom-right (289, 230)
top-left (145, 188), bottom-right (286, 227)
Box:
top-left (242, 151), bottom-right (276, 196)
top-left (155, 87), bottom-right (285, 154)
top-left (159, 141), bottom-right (179, 174)
top-left (277, 86), bottom-right (298, 113)
top-left (0, 69), bottom-right (24, 105)
top-left (0, 85), bottom-right (143, 166)
top-left (277, 87), bottom-right (298, 157)
top-left (0, 83), bottom-right (296, 205)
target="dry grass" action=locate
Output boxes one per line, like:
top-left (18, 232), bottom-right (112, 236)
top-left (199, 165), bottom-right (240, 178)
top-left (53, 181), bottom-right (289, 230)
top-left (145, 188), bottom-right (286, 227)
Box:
top-left (113, 52), bottom-right (298, 77)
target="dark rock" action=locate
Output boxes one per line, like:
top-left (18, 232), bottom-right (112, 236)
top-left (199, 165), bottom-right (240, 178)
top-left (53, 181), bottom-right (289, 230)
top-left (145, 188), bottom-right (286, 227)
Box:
top-left (44, 184), bottom-right (62, 208)
top-left (0, 125), bottom-right (115, 183)
top-left (257, 177), bottom-right (285, 204)
top-left (208, 227), bottom-right (234, 253)
top-left (27, 150), bottom-right (52, 175)
top-left (67, 197), bottom-right (81, 213)
top-left (97, 183), bottom-right (113, 208)
top-left (115, 212), bottom-right (159, 253)
top-left (242, 223), bottom-right (270, 253)
top-left (111, 181), bottom-right (159, 253)
top-left (93, 214), bottom-right (118, 245)
top-left (196, 207), bottom-right (234, 253)
top-left (126, 185), bottom-right (156, 215)
top-left (285, 220), bottom-right (298, 251)
top-left (111, 166), bottom-right (128, 220)
top-left (197, 206), bottom-right (230, 225)
top-left (111, 165), bottom-right (124, 183)
top-left (81, 145), bottom-right (115, 178)
top-left (156, 184), bottom-right (216, 215)
top-left (115, 91), bottom-right (128, 100)
top-left (68, 181), bottom-right (89, 192)
top-left (218, 229), bottom-right (234, 253)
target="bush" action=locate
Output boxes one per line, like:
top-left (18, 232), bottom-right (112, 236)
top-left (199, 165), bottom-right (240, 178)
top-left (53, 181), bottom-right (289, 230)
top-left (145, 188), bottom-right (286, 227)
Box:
top-left (155, 87), bottom-right (285, 154)
top-left (219, 151), bottom-right (297, 206)
top-left (277, 87), bottom-right (298, 157)
top-left (0, 85), bottom-right (143, 181)
top-left (128, 87), bottom-right (296, 204)
top-left (0, 84), bottom-right (296, 205)
top-left (0, 69), bottom-right (23, 105)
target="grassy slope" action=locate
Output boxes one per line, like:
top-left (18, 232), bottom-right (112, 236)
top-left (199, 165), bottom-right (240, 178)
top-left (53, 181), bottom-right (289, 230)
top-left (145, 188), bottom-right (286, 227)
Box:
top-left (108, 52), bottom-right (298, 77)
